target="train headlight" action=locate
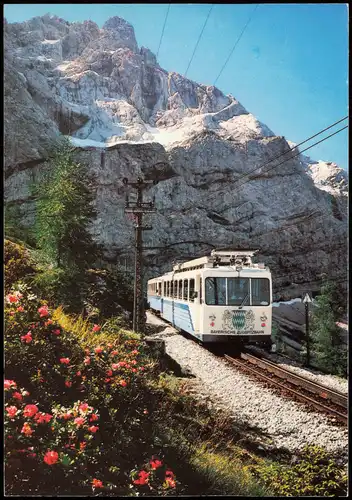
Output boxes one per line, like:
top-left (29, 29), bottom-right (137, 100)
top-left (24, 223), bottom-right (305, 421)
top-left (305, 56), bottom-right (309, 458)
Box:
top-left (261, 323), bottom-right (266, 327)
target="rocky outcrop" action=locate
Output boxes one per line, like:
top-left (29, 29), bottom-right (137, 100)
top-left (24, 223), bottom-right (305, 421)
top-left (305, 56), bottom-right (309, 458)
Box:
top-left (4, 14), bottom-right (348, 296)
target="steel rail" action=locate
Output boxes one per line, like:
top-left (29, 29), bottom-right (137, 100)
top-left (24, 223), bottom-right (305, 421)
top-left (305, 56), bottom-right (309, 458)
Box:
top-left (224, 355), bottom-right (347, 424)
top-left (241, 352), bottom-right (347, 408)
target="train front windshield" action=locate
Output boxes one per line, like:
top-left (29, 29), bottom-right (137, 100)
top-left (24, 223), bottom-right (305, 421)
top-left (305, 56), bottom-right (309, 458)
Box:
top-left (205, 277), bottom-right (270, 306)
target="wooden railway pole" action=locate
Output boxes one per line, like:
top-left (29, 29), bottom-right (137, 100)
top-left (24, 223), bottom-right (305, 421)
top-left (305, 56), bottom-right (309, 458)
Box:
top-left (303, 292), bottom-right (312, 366)
top-left (123, 177), bottom-right (157, 333)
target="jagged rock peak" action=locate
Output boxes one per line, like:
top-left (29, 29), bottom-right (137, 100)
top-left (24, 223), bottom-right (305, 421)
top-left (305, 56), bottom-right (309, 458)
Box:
top-left (102, 16), bottom-right (138, 52)
top-left (140, 46), bottom-right (157, 66)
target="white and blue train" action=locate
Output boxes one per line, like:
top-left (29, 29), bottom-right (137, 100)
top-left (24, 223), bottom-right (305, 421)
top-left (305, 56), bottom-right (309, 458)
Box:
top-left (147, 250), bottom-right (272, 346)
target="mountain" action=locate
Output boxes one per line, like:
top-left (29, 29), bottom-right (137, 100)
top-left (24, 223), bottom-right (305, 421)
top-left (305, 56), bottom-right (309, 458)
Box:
top-left (4, 14), bottom-right (347, 297)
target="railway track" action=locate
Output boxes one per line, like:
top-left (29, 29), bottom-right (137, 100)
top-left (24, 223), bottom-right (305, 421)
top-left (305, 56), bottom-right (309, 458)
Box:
top-left (146, 311), bottom-right (347, 425)
top-left (224, 352), bottom-right (348, 425)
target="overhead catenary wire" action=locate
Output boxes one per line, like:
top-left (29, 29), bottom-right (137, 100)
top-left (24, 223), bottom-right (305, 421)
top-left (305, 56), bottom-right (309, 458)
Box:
top-left (229, 116), bottom-right (348, 189)
top-left (184, 4), bottom-right (214, 78)
top-left (234, 124), bottom-right (348, 192)
top-left (213, 4), bottom-right (259, 86)
top-left (203, 117), bottom-right (348, 210)
top-left (156, 4), bottom-right (171, 59)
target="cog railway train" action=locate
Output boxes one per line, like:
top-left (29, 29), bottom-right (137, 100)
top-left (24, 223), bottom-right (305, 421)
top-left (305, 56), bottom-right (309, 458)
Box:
top-left (147, 250), bottom-right (272, 346)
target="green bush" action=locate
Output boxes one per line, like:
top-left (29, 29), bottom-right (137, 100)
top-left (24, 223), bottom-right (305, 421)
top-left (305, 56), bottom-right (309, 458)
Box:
top-left (4, 240), bottom-right (36, 293)
top-left (83, 268), bottom-right (134, 321)
top-left (250, 444), bottom-right (347, 496)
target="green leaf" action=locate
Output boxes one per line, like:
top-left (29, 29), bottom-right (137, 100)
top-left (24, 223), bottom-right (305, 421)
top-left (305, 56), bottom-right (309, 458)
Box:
top-left (61, 454), bottom-right (71, 466)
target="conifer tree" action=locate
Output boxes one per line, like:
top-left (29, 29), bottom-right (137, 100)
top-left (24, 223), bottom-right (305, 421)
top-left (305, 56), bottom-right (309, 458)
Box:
top-left (32, 140), bottom-right (101, 310)
top-left (34, 140), bottom-right (101, 271)
top-left (310, 280), bottom-right (347, 376)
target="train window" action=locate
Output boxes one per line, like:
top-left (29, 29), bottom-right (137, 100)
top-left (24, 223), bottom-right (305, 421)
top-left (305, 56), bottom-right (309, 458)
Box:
top-left (178, 280), bottom-right (183, 299)
top-left (228, 278), bottom-right (250, 306)
top-left (251, 278), bottom-right (270, 306)
top-left (189, 278), bottom-right (195, 302)
top-left (205, 278), bottom-right (226, 305)
top-left (158, 283), bottom-right (162, 295)
top-left (163, 282), bottom-right (166, 296)
top-left (174, 281), bottom-right (178, 298)
top-left (167, 281), bottom-right (170, 297)
top-left (170, 281), bottom-right (173, 297)
top-left (200, 278), bottom-right (202, 303)
top-left (183, 279), bottom-right (188, 301)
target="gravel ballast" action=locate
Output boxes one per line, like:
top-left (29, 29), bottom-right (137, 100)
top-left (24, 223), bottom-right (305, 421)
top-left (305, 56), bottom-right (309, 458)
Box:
top-left (248, 346), bottom-right (348, 394)
top-left (146, 313), bottom-right (348, 460)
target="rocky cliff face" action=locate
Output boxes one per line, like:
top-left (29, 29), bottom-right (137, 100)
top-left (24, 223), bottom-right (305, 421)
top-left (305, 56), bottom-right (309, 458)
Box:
top-left (4, 14), bottom-right (348, 296)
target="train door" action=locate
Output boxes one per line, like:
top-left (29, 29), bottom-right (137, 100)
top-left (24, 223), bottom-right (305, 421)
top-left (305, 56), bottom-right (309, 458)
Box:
top-left (161, 281), bottom-right (164, 315)
top-left (195, 274), bottom-right (202, 333)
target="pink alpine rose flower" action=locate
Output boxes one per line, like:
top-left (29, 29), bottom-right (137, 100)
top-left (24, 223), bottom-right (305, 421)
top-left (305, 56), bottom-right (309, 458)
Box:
top-left (60, 358), bottom-right (70, 365)
top-left (74, 417), bottom-right (85, 427)
top-left (12, 392), bottom-right (23, 401)
top-left (43, 450), bottom-right (59, 465)
top-left (6, 406), bottom-right (18, 419)
top-left (4, 380), bottom-right (17, 390)
top-left (94, 346), bottom-right (103, 354)
top-left (92, 324), bottom-right (101, 332)
top-left (21, 332), bottom-right (33, 343)
top-left (35, 412), bottom-right (53, 424)
top-left (7, 294), bottom-right (19, 304)
top-left (88, 425), bottom-right (99, 433)
top-left (21, 422), bottom-right (34, 436)
top-left (92, 478), bottom-right (103, 488)
top-left (150, 458), bottom-right (163, 469)
top-left (23, 404), bottom-right (39, 417)
top-left (83, 357), bottom-right (91, 365)
top-left (38, 305), bottom-right (49, 317)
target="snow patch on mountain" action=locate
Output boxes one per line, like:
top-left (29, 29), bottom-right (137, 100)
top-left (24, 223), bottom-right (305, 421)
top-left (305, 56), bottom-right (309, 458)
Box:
top-left (288, 141), bottom-right (347, 197)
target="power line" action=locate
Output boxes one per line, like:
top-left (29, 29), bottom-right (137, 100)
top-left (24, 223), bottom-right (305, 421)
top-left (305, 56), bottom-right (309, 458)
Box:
top-left (235, 124), bottom-right (348, 192)
top-left (232, 116), bottom-right (348, 189)
top-left (204, 117), bottom-right (348, 205)
top-left (156, 4), bottom-right (171, 59)
top-left (184, 4), bottom-right (214, 78)
top-left (213, 4), bottom-right (259, 86)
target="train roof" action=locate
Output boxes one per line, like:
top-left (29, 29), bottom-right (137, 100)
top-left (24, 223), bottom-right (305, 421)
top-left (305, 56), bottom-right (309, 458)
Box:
top-left (148, 250), bottom-right (271, 282)
top-left (148, 266), bottom-right (270, 281)
top-left (172, 250), bottom-right (265, 273)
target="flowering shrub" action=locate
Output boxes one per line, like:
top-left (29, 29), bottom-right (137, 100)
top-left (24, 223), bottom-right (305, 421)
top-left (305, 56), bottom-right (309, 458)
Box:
top-left (5, 379), bottom-right (102, 494)
top-left (4, 285), bottom-right (188, 496)
top-left (5, 284), bottom-right (83, 401)
top-left (130, 457), bottom-right (178, 495)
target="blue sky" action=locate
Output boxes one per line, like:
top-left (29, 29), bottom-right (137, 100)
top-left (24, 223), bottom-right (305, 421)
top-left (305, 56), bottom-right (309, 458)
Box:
top-left (4, 3), bottom-right (348, 170)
